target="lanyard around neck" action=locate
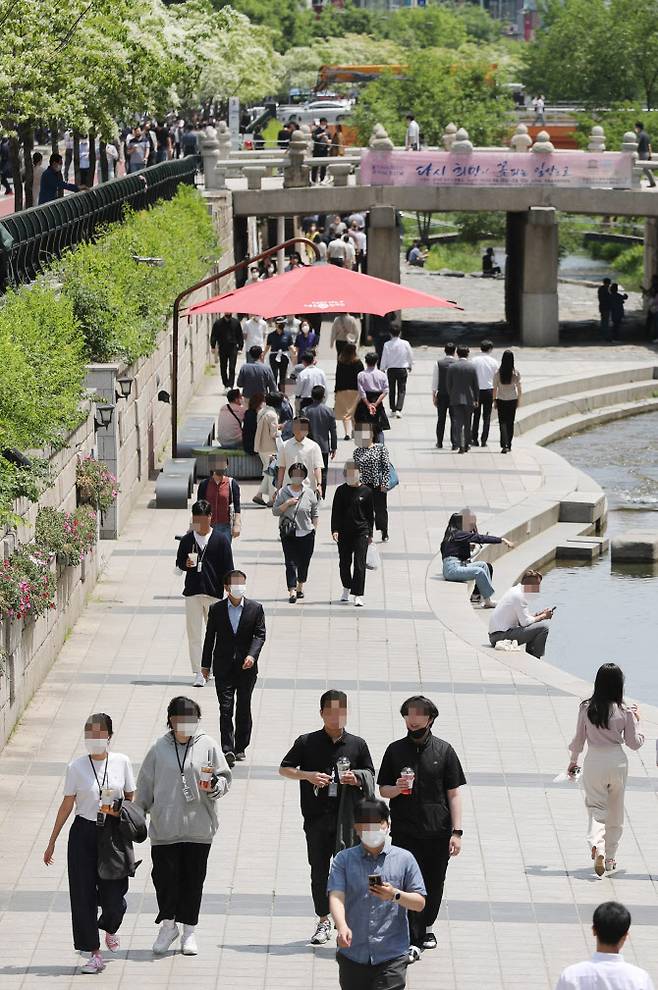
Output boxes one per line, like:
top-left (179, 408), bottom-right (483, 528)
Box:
top-left (174, 736), bottom-right (192, 776)
top-left (88, 755), bottom-right (109, 794)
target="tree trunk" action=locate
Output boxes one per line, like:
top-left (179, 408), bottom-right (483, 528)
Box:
top-left (98, 140), bottom-right (108, 182)
top-left (21, 124), bottom-right (34, 209)
top-left (9, 137), bottom-right (22, 212)
top-left (50, 119), bottom-right (59, 156)
top-left (88, 128), bottom-right (96, 189)
top-left (73, 131), bottom-right (81, 186)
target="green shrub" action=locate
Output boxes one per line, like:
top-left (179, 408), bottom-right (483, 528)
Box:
top-left (58, 186), bottom-right (219, 365)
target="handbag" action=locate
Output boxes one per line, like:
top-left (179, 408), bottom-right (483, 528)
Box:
top-left (387, 463), bottom-right (399, 491)
top-left (366, 543), bottom-right (380, 570)
top-left (279, 490), bottom-right (303, 538)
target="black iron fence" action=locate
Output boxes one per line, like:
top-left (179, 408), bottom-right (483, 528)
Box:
top-left (0, 156), bottom-right (200, 291)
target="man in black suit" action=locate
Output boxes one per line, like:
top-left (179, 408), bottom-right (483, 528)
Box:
top-left (305, 385), bottom-right (337, 499)
top-left (446, 345), bottom-right (479, 454)
top-left (176, 500), bottom-right (234, 688)
top-left (432, 342), bottom-right (457, 450)
top-left (201, 569), bottom-right (266, 767)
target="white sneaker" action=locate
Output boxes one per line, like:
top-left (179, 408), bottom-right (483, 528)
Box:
top-left (192, 672), bottom-right (206, 688)
top-left (153, 920), bottom-right (179, 954)
top-left (354, 596), bottom-right (364, 607)
top-left (340, 588), bottom-right (350, 603)
top-left (181, 925), bottom-right (198, 955)
top-left (81, 954), bottom-right (106, 974)
top-left (395, 411), bottom-right (402, 419)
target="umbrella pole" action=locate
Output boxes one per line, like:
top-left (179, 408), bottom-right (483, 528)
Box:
top-left (170, 236), bottom-right (319, 458)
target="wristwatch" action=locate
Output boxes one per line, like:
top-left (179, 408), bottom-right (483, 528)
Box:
top-left (451, 829), bottom-right (463, 837)
top-left (394, 890), bottom-right (401, 901)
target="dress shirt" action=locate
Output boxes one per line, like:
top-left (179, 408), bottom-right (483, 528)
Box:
top-left (295, 365), bottom-right (327, 399)
top-left (331, 314), bottom-right (359, 346)
top-left (305, 402), bottom-right (337, 454)
top-left (357, 368), bottom-right (388, 400)
top-left (342, 239), bottom-right (356, 268)
top-left (569, 704), bottom-right (645, 763)
top-left (348, 229), bottom-right (367, 254)
top-left (280, 436), bottom-right (323, 485)
top-left (555, 952), bottom-right (655, 990)
top-left (242, 317), bottom-right (267, 351)
top-left (405, 119), bottom-right (420, 148)
top-left (472, 354), bottom-right (499, 390)
top-left (227, 598), bottom-right (244, 634)
top-left (236, 361), bottom-right (276, 398)
top-left (488, 584), bottom-right (536, 634)
top-left (327, 838), bottom-right (426, 965)
top-left (327, 238), bottom-right (348, 261)
top-left (380, 338), bottom-right (413, 372)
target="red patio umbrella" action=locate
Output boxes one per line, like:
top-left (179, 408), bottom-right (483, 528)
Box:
top-left (184, 263), bottom-right (462, 318)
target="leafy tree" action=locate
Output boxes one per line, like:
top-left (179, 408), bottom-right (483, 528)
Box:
top-left (378, 6), bottom-right (467, 49)
top-left (352, 51), bottom-right (513, 147)
top-left (280, 34), bottom-right (405, 95)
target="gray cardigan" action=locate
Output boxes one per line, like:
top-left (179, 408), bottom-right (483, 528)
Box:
top-left (273, 485), bottom-right (320, 535)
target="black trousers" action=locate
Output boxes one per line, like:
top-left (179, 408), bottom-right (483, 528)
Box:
top-left (311, 157), bottom-right (327, 183)
top-left (219, 346), bottom-right (239, 388)
top-left (216, 666), bottom-right (258, 753)
top-left (367, 486), bottom-right (388, 538)
top-left (269, 352), bottom-right (289, 390)
top-left (387, 369), bottom-right (408, 412)
top-left (496, 398), bottom-right (518, 450)
top-left (392, 830), bottom-right (451, 946)
top-left (435, 395), bottom-right (453, 447)
top-left (321, 450), bottom-right (329, 498)
top-left (472, 388), bottom-right (493, 444)
top-left (304, 814), bottom-right (337, 916)
top-left (338, 533), bottom-right (368, 595)
top-left (67, 816), bottom-right (128, 952)
top-left (450, 404), bottom-right (473, 450)
top-left (151, 842), bottom-right (211, 926)
top-left (281, 530), bottom-right (315, 588)
top-left (337, 952), bottom-right (407, 990)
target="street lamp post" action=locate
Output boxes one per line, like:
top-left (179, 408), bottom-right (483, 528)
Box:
top-left (170, 235), bottom-right (319, 457)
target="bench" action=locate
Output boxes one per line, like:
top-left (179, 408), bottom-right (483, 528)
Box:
top-left (176, 416), bottom-right (216, 459)
top-left (155, 457), bottom-right (197, 509)
top-left (193, 446), bottom-right (263, 480)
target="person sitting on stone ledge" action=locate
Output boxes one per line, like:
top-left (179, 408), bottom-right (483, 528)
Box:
top-left (482, 247), bottom-right (501, 278)
top-left (488, 569), bottom-right (555, 659)
top-left (440, 509), bottom-right (514, 608)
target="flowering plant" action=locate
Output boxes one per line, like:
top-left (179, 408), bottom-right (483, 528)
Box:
top-left (76, 456), bottom-right (119, 512)
top-left (35, 506), bottom-right (97, 567)
top-left (0, 546), bottom-right (56, 621)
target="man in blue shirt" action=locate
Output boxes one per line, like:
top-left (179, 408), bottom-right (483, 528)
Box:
top-left (328, 798), bottom-right (426, 990)
top-left (38, 153), bottom-right (80, 205)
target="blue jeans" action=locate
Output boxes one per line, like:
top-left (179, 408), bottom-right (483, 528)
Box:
top-left (213, 523), bottom-right (232, 544)
top-left (442, 556), bottom-right (494, 598)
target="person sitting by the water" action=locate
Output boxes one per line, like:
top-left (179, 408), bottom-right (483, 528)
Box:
top-left (440, 509), bottom-right (514, 608)
top-left (407, 240), bottom-right (428, 268)
top-left (488, 570), bottom-right (555, 658)
top-left (482, 247), bottom-right (501, 278)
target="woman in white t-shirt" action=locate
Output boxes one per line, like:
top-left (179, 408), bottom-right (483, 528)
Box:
top-left (43, 713), bottom-right (135, 975)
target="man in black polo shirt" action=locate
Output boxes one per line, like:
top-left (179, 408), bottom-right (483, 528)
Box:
top-left (378, 695), bottom-right (466, 965)
top-left (279, 690), bottom-right (375, 947)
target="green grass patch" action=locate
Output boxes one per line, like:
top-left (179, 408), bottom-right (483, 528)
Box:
top-left (426, 241), bottom-right (485, 273)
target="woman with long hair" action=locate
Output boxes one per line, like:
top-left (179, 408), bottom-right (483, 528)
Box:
top-left (334, 342), bottom-right (364, 441)
top-left (253, 392), bottom-right (281, 507)
top-left (440, 509), bottom-right (513, 607)
top-left (241, 392), bottom-right (263, 455)
top-left (43, 713), bottom-right (136, 974)
top-left (567, 663), bottom-right (644, 877)
top-left (493, 349), bottom-right (522, 453)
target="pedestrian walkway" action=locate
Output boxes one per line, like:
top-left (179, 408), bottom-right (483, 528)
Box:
top-left (0, 335), bottom-right (657, 990)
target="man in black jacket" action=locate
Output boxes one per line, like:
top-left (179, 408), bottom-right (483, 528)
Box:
top-left (176, 500), bottom-right (234, 689)
top-left (279, 689), bottom-right (375, 947)
top-left (201, 569), bottom-right (266, 767)
top-left (305, 385), bottom-right (337, 499)
top-left (378, 695), bottom-right (466, 964)
top-left (330, 462), bottom-right (374, 608)
top-left (431, 342), bottom-right (457, 450)
top-left (210, 313), bottom-right (244, 389)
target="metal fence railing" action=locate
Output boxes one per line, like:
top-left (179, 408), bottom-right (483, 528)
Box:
top-left (0, 156), bottom-right (200, 291)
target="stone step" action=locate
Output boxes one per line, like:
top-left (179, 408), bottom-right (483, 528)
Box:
top-left (517, 378), bottom-right (658, 435)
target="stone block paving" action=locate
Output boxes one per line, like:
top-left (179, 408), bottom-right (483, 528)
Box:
top-left (0, 333), bottom-right (657, 989)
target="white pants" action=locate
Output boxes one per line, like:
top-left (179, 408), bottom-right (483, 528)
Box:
top-left (184, 594), bottom-right (220, 673)
top-left (582, 745), bottom-right (628, 860)
top-left (257, 452), bottom-right (275, 500)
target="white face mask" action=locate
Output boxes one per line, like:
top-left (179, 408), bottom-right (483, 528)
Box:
top-left (84, 738), bottom-right (108, 756)
top-left (524, 590), bottom-right (540, 598)
top-left (229, 585), bottom-right (246, 599)
top-left (175, 720), bottom-right (199, 736)
top-left (361, 827), bottom-right (387, 849)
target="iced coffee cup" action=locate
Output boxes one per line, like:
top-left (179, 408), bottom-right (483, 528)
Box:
top-left (188, 551), bottom-right (198, 568)
top-left (400, 767), bottom-right (415, 795)
top-left (200, 753), bottom-right (214, 791)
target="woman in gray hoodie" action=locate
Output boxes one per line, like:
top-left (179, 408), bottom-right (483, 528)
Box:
top-left (136, 696), bottom-right (231, 957)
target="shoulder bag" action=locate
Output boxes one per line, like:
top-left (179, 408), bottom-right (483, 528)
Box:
top-left (279, 490), bottom-right (304, 538)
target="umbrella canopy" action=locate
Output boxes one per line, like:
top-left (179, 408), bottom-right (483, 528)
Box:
top-left (184, 263), bottom-right (462, 318)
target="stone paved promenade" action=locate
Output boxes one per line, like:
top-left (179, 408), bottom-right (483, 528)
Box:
top-left (1, 334), bottom-right (657, 990)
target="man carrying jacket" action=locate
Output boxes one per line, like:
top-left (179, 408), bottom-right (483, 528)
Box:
top-left (201, 569), bottom-right (266, 767)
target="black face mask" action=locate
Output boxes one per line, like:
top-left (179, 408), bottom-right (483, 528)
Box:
top-left (408, 726), bottom-right (430, 741)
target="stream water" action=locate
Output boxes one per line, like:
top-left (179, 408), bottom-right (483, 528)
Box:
top-left (541, 411), bottom-right (658, 703)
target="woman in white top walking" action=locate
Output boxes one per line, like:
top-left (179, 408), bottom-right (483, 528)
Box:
top-left (493, 349), bottom-right (522, 453)
top-left (43, 713), bottom-right (136, 974)
top-left (567, 663), bottom-right (644, 877)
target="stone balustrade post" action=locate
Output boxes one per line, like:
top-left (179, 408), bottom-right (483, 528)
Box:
top-left (442, 123), bottom-right (457, 151)
top-left (451, 128), bottom-right (473, 153)
top-left (510, 123), bottom-right (532, 153)
top-left (588, 125), bottom-right (606, 153)
top-left (531, 130), bottom-right (555, 153)
top-left (283, 130), bottom-right (310, 188)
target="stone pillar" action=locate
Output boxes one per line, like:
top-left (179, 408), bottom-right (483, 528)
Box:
top-left (644, 217), bottom-right (658, 285)
top-left (517, 208), bottom-right (560, 346)
top-left (366, 205), bottom-right (400, 284)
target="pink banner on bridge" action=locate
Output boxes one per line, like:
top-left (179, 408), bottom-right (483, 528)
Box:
top-left (359, 150), bottom-right (633, 189)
